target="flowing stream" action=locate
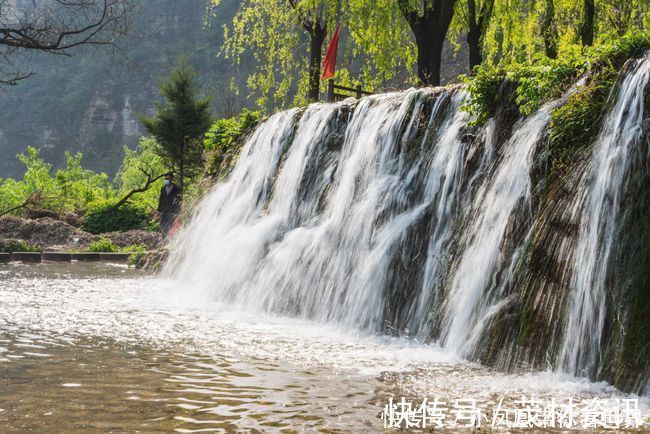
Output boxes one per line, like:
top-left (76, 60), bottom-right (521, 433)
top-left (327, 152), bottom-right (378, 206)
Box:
top-left (0, 263), bottom-right (645, 432)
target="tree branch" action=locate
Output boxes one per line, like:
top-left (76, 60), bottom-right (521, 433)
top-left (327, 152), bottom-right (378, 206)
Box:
top-left (0, 0), bottom-right (132, 83)
top-left (0, 190), bottom-right (40, 217)
top-left (110, 168), bottom-right (165, 212)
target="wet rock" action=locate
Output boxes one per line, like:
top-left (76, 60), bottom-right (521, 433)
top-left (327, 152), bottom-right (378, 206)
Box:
top-left (134, 249), bottom-right (168, 272)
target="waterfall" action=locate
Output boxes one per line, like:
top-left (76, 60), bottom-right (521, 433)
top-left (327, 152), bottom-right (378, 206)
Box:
top-left (166, 88), bottom-right (481, 334)
top-left (439, 104), bottom-right (552, 356)
top-left (559, 57), bottom-right (650, 378)
top-left (165, 59), bottom-right (650, 393)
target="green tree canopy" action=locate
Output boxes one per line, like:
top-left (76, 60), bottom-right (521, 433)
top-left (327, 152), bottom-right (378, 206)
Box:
top-left (139, 61), bottom-right (213, 189)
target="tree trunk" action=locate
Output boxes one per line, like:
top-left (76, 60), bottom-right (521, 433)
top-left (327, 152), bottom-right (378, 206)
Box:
top-left (467, 0), bottom-right (481, 73)
top-left (413, 26), bottom-right (444, 86)
top-left (398, 0), bottom-right (456, 87)
top-left (467, 27), bottom-right (482, 72)
top-left (581, 0), bottom-right (595, 46)
top-left (308, 25), bottom-right (327, 103)
top-left (466, 0), bottom-right (494, 73)
top-left (543, 0), bottom-right (558, 59)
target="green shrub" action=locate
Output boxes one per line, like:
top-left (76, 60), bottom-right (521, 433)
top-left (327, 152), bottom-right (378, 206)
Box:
top-left (88, 238), bottom-right (118, 252)
top-left (462, 32), bottom-right (650, 124)
top-left (460, 65), bottom-right (505, 125)
top-left (0, 239), bottom-right (41, 253)
top-left (203, 109), bottom-right (263, 177)
top-left (126, 245), bottom-right (148, 267)
top-left (548, 70), bottom-right (616, 175)
top-left (204, 109), bottom-right (263, 151)
top-left (82, 200), bottom-right (154, 234)
top-left (507, 57), bottom-right (580, 116)
top-left (122, 244), bottom-right (147, 253)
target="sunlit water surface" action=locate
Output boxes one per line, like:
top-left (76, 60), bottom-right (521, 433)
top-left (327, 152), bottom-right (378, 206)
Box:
top-left (0, 263), bottom-right (647, 432)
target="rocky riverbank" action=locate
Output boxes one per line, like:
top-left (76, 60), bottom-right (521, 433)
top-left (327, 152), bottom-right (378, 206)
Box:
top-left (0, 215), bottom-right (162, 252)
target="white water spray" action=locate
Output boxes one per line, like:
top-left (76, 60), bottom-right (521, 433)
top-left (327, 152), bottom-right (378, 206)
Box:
top-left (167, 89), bottom-right (480, 334)
top-left (440, 104), bottom-right (553, 356)
top-left (559, 57), bottom-right (650, 377)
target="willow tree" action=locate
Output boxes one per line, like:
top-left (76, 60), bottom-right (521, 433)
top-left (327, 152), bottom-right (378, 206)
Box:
top-left (396, 0), bottom-right (457, 86)
top-left (218, 0), bottom-right (340, 108)
top-left (600, 0), bottom-right (649, 37)
top-left (344, 0), bottom-right (417, 85)
top-left (217, 0), bottom-right (420, 108)
top-left (477, 0), bottom-right (650, 66)
top-left (448, 0), bottom-right (495, 72)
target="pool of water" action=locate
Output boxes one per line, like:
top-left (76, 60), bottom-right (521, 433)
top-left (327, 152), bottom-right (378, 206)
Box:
top-left (0, 263), bottom-right (647, 432)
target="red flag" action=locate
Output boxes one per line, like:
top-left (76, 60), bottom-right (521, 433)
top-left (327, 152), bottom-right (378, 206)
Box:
top-left (321, 25), bottom-right (340, 80)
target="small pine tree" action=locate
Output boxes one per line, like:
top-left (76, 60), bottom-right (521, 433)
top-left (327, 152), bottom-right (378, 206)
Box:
top-left (139, 60), bottom-right (213, 190)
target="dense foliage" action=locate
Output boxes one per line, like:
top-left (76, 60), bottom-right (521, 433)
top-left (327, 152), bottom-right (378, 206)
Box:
top-left (203, 109), bottom-right (264, 177)
top-left (219, 0), bottom-right (649, 108)
top-left (462, 33), bottom-right (650, 123)
top-left (0, 147), bottom-right (114, 214)
top-left (81, 200), bottom-right (155, 234)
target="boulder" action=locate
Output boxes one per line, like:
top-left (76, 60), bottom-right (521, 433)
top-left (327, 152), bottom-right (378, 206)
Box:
top-left (134, 249), bottom-right (169, 272)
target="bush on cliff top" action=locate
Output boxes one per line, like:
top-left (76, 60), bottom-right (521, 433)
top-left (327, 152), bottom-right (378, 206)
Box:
top-left (462, 32), bottom-right (650, 124)
top-left (203, 109), bottom-right (263, 178)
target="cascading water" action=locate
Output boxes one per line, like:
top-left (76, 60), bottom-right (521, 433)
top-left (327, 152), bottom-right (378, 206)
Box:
top-left (439, 104), bottom-right (553, 356)
top-left (559, 57), bottom-right (650, 378)
top-left (165, 59), bottom-right (650, 393)
top-left (167, 88), bottom-right (480, 334)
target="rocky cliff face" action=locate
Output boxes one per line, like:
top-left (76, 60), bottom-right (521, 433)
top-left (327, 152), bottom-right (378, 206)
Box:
top-left (0, 0), bottom-right (242, 177)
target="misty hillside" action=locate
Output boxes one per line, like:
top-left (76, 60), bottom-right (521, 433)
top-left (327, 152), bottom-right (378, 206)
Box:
top-left (0, 0), bottom-right (467, 179)
top-left (0, 0), bottom-right (247, 178)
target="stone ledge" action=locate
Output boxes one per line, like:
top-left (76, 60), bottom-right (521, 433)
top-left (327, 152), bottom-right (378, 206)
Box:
top-left (42, 252), bottom-right (72, 262)
top-left (10, 252), bottom-right (42, 263)
top-left (99, 252), bottom-right (131, 262)
top-left (70, 253), bottom-right (101, 261)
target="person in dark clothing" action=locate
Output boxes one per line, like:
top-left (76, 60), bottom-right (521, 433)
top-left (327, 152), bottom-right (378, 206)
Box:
top-left (157, 173), bottom-right (182, 239)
